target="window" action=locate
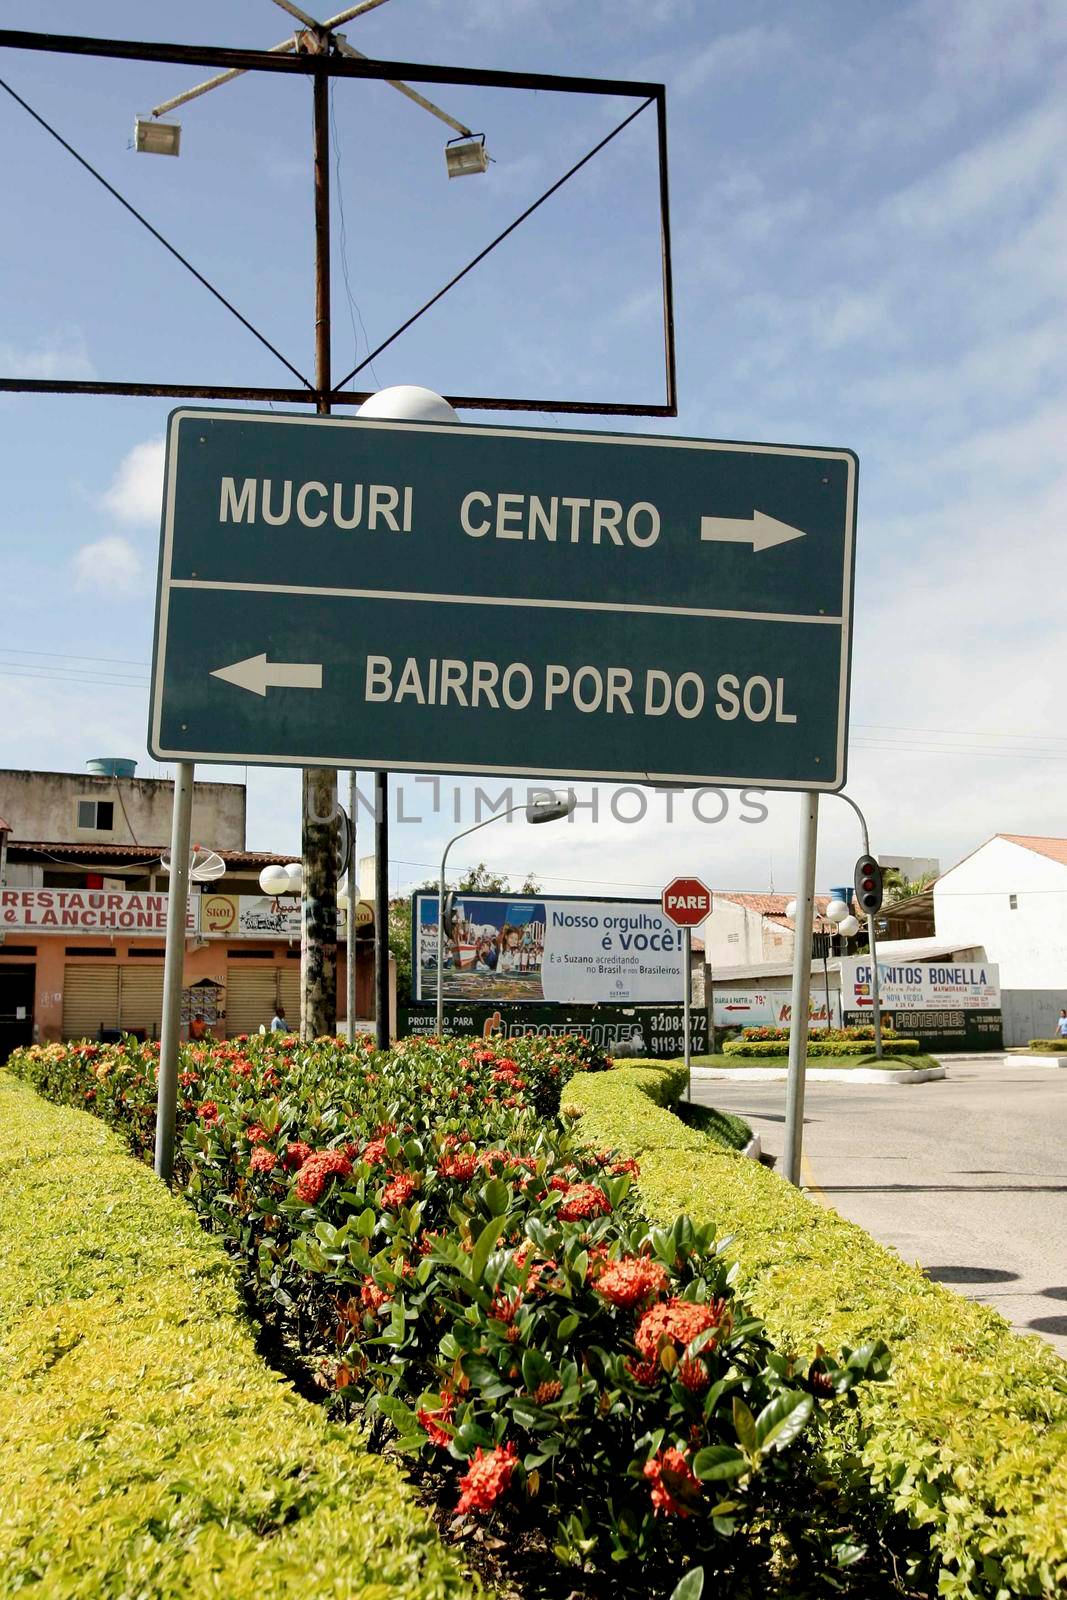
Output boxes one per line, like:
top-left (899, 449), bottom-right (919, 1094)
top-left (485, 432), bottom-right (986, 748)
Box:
top-left (77, 799), bottom-right (114, 831)
top-left (1009, 893), bottom-right (1018, 910)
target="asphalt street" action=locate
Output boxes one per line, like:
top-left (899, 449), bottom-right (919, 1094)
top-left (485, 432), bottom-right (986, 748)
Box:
top-left (691, 1059), bottom-right (1067, 1359)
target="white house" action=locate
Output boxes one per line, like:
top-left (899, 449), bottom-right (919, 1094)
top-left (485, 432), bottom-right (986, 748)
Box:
top-left (934, 834), bottom-right (1067, 1044)
top-left (701, 894), bottom-right (838, 969)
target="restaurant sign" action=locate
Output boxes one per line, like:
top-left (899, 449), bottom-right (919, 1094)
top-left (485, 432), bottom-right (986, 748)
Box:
top-left (0, 888), bottom-right (198, 935)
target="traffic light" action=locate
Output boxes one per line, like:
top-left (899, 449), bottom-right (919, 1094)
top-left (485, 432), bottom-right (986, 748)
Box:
top-left (853, 856), bottom-right (883, 915)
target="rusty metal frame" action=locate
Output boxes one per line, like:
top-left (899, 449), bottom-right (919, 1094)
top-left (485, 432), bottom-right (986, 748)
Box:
top-left (0, 28), bottom-right (677, 417)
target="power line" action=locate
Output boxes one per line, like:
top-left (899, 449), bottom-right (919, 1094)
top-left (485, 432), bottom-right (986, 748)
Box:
top-left (0, 647), bottom-right (150, 667)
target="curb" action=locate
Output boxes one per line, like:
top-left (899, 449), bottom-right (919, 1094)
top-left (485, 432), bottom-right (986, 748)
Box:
top-left (741, 1133), bottom-right (762, 1161)
top-left (692, 1065), bottom-right (947, 1084)
top-left (1003, 1053), bottom-right (1067, 1068)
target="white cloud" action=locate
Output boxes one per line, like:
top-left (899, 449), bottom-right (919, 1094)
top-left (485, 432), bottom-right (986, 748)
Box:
top-left (0, 328), bottom-right (94, 380)
top-left (72, 535), bottom-right (143, 596)
top-left (100, 438), bottom-right (165, 525)
top-left (674, 24), bottom-right (791, 99)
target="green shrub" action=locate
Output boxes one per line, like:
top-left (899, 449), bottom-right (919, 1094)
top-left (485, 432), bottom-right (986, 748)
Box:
top-left (564, 1064), bottom-right (1067, 1600)
top-left (739, 1025), bottom-right (899, 1043)
top-left (1026, 1039), bottom-right (1067, 1052)
top-left (0, 1072), bottom-right (476, 1600)
top-left (722, 1037), bottom-right (921, 1058)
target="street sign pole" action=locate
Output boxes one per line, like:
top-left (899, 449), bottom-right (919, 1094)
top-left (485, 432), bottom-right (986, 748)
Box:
top-left (301, 55), bottom-right (338, 1041)
top-left (346, 768), bottom-right (357, 1044)
top-left (683, 924), bottom-right (692, 1100)
top-left (155, 760), bottom-right (194, 1183)
top-left (783, 792), bottom-right (819, 1187)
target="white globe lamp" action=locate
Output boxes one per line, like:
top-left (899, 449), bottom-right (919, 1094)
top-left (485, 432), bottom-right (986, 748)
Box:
top-left (838, 914), bottom-right (861, 938)
top-left (356, 385), bottom-right (460, 425)
top-left (825, 898), bottom-right (850, 924)
top-left (285, 863), bottom-right (303, 894)
top-left (336, 878), bottom-right (350, 912)
top-left (259, 864), bottom-right (291, 896)
top-left (785, 898), bottom-right (798, 919)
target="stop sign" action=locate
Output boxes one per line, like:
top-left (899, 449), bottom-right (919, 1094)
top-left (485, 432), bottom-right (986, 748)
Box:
top-left (662, 876), bottom-right (712, 926)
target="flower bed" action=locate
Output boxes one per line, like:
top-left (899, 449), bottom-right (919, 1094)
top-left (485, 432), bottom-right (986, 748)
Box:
top-left (8, 1033), bottom-right (892, 1595)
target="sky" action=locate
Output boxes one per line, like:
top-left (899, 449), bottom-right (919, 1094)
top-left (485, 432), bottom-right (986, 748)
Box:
top-left (1, 0), bottom-right (1065, 907)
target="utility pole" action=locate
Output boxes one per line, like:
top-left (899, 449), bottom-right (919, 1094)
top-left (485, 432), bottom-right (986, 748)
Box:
top-left (301, 37), bottom-right (339, 1040)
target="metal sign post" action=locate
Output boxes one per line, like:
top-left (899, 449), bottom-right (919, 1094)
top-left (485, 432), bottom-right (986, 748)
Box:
top-left (155, 760), bottom-right (194, 1183)
top-left (683, 925), bottom-right (692, 1099)
top-left (783, 792), bottom-right (819, 1187)
top-left (148, 414), bottom-right (857, 790)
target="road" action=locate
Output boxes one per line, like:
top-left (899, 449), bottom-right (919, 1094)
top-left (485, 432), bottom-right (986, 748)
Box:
top-left (691, 1059), bottom-right (1067, 1359)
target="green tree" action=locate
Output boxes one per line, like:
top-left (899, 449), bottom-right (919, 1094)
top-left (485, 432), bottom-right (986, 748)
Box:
top-left (882, 869), bottom-right (936, 904)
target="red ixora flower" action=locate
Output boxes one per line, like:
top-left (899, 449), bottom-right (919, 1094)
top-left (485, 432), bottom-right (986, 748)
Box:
top-left (360, 1138), bottom-right (388, 1166)
top-left (594, 1256), bottom-right (669, 1310)
top-left (284, 1140), bottom-right (312, 1171)
top-left (678, 1356), bottom-right (710, 1393)
top-left (381, 1172), bottom-right (419, 1210)
top-left (438, 1152), bottom-right (478, 1181)
top-left (417, 1389), bottom-right (455, 1448)
top-left (557, 1183), bottom-right (612, 1223)
top-left (455, 1441), bottom-right (518, 1516)
top-left (294, 1148), bottom-right (353, 1205)
top-left (249, 1146), bottom-right (276, 1175)
top-left (644, 1446), bottom-right (702, 1517)
top-left (197, 1101), bottom-right (219, 1124)
top-left (246, 1124), bottom-right (270, 1145)
top-left (634, 1297), bottom-right (730, 1362)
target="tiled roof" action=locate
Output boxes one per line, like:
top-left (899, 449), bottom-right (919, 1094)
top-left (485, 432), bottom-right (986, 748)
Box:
top-left (715, 892), bottom-right (836, 932)
top-left (0, 815), bottom-right (11, 833)
top-left (998, 834), bottom-right (1067, 867)
top-left (8, 840), bottom-right (290, 868)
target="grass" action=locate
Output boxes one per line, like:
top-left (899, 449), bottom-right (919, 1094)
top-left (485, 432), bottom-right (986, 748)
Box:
top-left (690, 1051), bottom-right (940, 1072)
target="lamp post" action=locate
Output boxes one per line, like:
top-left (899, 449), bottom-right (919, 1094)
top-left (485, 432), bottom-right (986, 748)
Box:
top-left (834, 793), bottom-right (884, 1060)
top-left (785, 895), bottom-right (860, 1031)
top-left (435, 794), bottom-right (576, 1037)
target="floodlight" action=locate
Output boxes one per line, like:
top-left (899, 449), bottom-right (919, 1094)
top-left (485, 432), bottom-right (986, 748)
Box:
top-left (134, 116), bottom-right (181, 156)
top-left (445, 133), bottom-right (489, 178)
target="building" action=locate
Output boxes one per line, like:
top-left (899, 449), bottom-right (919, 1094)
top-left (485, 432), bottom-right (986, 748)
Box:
top-left (701, 893), bottom-right (841, 969)
top-left (933, 834), bottom-right (1067, 1044)
top-left (0, 763), bottom-right (381, 1057)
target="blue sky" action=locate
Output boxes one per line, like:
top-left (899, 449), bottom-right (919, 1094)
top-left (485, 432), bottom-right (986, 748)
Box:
top-left (1, 0), bottom-right (1065, 903)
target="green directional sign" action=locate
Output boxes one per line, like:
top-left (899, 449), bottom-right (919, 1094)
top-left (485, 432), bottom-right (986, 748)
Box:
top-left (149, 409), bottom-right (857, 789)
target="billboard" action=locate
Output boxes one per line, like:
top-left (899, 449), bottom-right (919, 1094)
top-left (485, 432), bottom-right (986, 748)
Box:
top-left (839, 958), bottom-right (1000, 1012)
top-left (413, 892), bottom-right (684, 1006)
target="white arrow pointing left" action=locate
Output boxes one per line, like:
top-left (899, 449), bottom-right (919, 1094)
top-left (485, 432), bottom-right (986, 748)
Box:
top-left (210, 653), bottom-right (323, 697)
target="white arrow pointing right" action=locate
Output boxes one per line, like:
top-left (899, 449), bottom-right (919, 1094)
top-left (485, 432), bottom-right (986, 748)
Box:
top-left (700, 509), bottom-right (806, 550)
top-left (211, 653), bottom-right (323, 697)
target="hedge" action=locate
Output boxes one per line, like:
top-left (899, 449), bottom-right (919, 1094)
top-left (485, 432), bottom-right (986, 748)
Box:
top-left (723, 1036), bottom-right (921, 1058)
top-left (565, 1063), bottom-right (1067, 1600)
top-left (1026, 1039), bottom-right (1067, 1053)
top-left (0, 1072), bottom-right (479, 1600)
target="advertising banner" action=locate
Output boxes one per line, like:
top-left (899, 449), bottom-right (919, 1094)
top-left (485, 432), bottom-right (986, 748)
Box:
top-left (413, 892), bottom-right (684, 1006)
top-left (712, 986), bottom-right (835, 1029)
top-left (401, 1002), bottom-right (706, 1060)
top-left (839, 958), bottom-right (1000, 1011)
top-left (197, 894), bottom-right (366, 938)
top-left (0, 887), bottom-right (198, 936)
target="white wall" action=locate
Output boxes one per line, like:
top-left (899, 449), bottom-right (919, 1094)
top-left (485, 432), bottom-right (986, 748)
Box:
top-left (0, 770), bottom-right (246, 851)
top-left (934, 837), bottom-right (1067, 989)
top-left (703, 900), bottom-right (760, 967)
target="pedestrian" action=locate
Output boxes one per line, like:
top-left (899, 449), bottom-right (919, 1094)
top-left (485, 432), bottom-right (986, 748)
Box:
top-left (1056, 1009), bottom-right (1067, 1039)
top-left (271, 1002), bottom-right (288, 1033)
top-left (189, 1013), bottom-right (210, 1042)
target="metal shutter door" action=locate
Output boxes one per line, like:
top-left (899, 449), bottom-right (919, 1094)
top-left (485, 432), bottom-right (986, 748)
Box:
top-left (277, 966), bottom-right (300, 1026)
top-left (225, 967), bottom-right (278, 1037)
top-left (63, 964), bottom-right (120, 1041)
top-left (118, 965), bottom-right (165, 1038)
